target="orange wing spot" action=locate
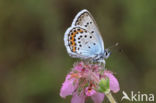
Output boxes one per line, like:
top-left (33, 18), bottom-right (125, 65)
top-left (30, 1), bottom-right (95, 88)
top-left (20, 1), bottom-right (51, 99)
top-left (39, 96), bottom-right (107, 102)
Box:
top-left (79, 29), bottom-right (83, 33)
top-left (69, 29), bottom-right (85, 52)
top-left (69, 30), bottom-right (79, 52)
top-left (72, 42), bottom-right (75, 46)
top-left (73, 46), bottom-right (76, 52)
top-left (71, 31), bottom-right (77, 46)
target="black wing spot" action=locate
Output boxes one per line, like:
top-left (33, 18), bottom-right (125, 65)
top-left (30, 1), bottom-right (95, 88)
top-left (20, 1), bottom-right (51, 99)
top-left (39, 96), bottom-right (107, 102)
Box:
top-left (79, 45), bottom-right (82, 47)
top-left (90, 36), bottom-right (92, 38)
top-left (85, 35), bottom-right (87, 38)
top-left (85, 25), bottom-right (87, 27)
top-left (78, 41), bottom-right (81, 43)
top-left (88, 46), bottom-right (90, 48)
top-left (90, 22), bottom-right (92, 24)
top-left (93, 43), bottom-right (96, 45)
top-left (91, 31), bottom-right (94, 33)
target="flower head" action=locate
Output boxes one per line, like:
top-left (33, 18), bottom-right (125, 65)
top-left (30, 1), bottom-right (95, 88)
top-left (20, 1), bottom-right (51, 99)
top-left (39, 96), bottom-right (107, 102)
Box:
top-left (60, 61), bottom-right (120, 103)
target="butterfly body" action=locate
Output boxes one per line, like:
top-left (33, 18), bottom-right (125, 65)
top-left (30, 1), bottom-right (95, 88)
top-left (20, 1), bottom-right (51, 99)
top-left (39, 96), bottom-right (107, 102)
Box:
top-left (64, 9), bottom-right (110, 64)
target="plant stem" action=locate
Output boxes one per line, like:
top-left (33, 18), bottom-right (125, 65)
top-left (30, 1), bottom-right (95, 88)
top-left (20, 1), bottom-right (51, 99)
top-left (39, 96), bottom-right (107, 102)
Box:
top-left (105, 92), bottom-right (117, 103)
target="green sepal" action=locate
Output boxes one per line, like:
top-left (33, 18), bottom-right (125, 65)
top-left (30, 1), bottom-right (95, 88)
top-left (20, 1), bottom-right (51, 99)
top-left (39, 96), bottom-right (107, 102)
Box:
top-left (98, 78), bottom-right (110, 93)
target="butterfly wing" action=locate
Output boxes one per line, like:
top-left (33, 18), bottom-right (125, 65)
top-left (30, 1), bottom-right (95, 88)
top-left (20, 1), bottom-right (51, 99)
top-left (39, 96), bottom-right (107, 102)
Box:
top-left (64, 26), bottom-right (102, 59)
top-left (72, 9), bottom-right (105, 53)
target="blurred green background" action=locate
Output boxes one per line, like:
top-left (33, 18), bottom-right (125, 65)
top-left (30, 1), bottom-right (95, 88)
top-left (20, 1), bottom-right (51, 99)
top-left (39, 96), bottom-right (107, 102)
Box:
top-left (0, 0), bottom-right (156, 103)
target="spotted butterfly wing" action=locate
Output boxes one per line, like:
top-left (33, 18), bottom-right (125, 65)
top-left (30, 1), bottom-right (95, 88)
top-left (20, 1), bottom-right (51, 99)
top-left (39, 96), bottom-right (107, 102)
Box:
top-left (72, 9), bottom-right (105, 52)
top-left (64, 9), bottom-right (104, 60)
top-left (64, 26), bottom-right (102, 59)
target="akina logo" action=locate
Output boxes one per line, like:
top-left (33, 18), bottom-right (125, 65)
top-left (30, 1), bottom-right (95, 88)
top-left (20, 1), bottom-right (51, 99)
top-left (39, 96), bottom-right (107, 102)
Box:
top-left (121, 91), bottom-right (154, 102)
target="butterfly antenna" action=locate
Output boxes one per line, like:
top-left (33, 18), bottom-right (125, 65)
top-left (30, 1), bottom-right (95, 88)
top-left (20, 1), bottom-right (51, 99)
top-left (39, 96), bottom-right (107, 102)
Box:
top-left (107, 42), bottom-right (119, 50)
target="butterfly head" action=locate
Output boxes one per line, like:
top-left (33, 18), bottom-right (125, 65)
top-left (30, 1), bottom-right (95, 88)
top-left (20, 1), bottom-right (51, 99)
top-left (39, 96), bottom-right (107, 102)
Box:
top-left (104, 49), bottom-right (111, 59)
top-left (93, 49), bottom-right (111, 64)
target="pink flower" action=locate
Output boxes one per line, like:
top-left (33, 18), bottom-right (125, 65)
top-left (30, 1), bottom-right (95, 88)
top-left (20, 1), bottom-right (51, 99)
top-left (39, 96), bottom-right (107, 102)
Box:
top-left (104, 70), bottom-right (120, 93)
top-left (71, 92), bottom-right (86, 103)
top-left (85, 87), bottom-right (96, 96)
top-left (91, 93), bottom-right (105, 103)
top-left (60, 62), bottom-right (120, 103)
top-left (74, 62), bottom-right (84, 71)
top-left (60, 74), bottom-right (78, 98)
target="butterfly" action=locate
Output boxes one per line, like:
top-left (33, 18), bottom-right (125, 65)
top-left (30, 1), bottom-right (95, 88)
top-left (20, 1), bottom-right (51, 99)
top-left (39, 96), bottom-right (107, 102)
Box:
top-left (64, 9), bottom-right (110, 64)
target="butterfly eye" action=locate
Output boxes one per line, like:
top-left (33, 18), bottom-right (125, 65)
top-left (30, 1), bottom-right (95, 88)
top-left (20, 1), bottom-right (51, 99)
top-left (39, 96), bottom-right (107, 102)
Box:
top-left (105, 52), bottom-right (108, 56)
top-left (104, 49), bottom-right (111, 59)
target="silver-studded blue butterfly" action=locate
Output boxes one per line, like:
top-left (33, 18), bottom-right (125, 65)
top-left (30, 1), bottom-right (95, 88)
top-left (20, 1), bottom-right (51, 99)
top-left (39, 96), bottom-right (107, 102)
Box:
top-left (64, 9), bottom-right (110, 64)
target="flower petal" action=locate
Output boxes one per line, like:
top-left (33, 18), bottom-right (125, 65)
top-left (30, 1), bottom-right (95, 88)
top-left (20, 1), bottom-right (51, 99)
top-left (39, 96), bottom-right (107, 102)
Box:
top-left (60, 74), bottom-right (77, 98)
top-left (71, 92), bottom-right (86, 103)
top-left (91, 93), bottom-right (104, 103)
top-left (104, 71), bottom-right (120, 93)
top-left (85, 87), bottom-right (96, 96)
top-left (74, 62), bottom-right (84, 71)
